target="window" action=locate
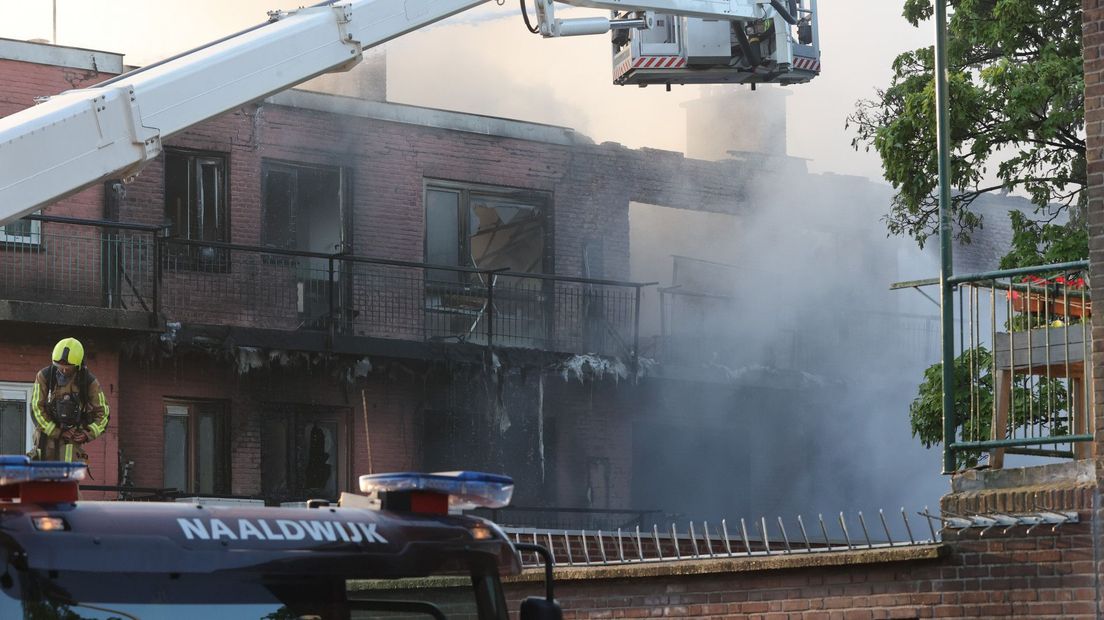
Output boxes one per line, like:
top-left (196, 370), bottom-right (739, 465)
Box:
top-left (424, 182), bottom-right (550, 345)
top-left (424, 182), bottom-right (548, 281)
top-left (0, 383), bottom-right (35, 456)
top-left (164, 149), bottom-right (229, 270)
top-left (261, 404), bottom-right (350, 502)
top-left (0, 215), bottom-right (41, 246)
top-left (163, 400), bottom-right (230, 495)
top-left (261, 161), bottom-right (346, 252)
top-left (261, 161), bottom-right (350, 327)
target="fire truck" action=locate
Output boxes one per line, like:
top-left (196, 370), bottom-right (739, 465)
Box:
top-left (0, 459), bottom-right (556, 618)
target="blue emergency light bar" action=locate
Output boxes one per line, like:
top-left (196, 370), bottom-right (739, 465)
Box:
top-left (359, 471), bottom-right (514, 510)
top-left (0, 455), bottom-right (86, 486)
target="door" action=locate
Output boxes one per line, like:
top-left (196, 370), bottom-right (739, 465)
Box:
top-left (261, 404), bottom-right (352, 503)
top-left (262, 162), bottom-right (350, 331)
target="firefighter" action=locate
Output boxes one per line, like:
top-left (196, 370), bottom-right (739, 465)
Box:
top-left (30, 338), bottom-right (110, 463)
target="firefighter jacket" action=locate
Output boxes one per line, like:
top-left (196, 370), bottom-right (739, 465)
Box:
top-left (30, 366), bottom-right (110, 463)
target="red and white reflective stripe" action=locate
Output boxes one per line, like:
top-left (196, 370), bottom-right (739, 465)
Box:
top-left (792, 56), bottom-right (821, 72)
top-left (632, 56), bottom-right (686, 69)
top-left (616, 55), bottom-right (686, 78)
top-left (614, 58), bottom-right (633, 79)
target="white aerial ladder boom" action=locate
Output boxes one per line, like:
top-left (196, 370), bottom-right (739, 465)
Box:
top-left (0, 0), bottom-right (819, 226)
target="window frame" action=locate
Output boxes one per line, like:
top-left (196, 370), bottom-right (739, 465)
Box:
top-left (260, 158), bottom-right (351, 252)
top-left (0, 215), bottom-right (42, 248)
top-left (261, 403), bottom-right (353, 503)
top-left (163, 148), bottom-right (231, 271)
top-left (422, 180), bottom-right (551, 278)
top-left (162, 398), bottom-right (231, 495)
top-left (0, 382), bottom-right (36, 455)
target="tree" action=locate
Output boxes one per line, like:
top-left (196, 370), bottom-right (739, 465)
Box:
top-left (909, 346), bottom-right (1069, 470)
top-left (848, 0), bottom-right (1086, 259)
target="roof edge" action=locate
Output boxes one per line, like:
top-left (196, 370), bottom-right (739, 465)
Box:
top-left (0, 38), bottom-right (123, 74)
top-left (266, 90), bottom-right (592, 147)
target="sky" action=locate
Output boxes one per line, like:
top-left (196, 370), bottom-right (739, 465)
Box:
top-left (0, 0), bottom-right (932, 180)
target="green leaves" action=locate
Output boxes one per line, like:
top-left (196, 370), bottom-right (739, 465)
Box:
top-left (849, 0), bottom-right (1086, 257)
top-left (999, 210), bottom-right (1087, 269)
top-left (909, 345), bottom-right (1070, 469)
top-left (909, 347), bottom-right (993, 468)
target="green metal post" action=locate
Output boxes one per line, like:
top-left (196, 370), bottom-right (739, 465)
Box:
top-left (936, 0), bottom-right (956, 473)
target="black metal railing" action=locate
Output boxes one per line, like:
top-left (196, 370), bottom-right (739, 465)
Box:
top-left (2, 216), bottom-right (649, 358)
top-left (0, 215), bottom-right (159, 313)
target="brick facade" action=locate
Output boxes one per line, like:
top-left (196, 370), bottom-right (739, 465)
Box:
top-left (118, 355), bottom-right (422, 497)
top-left (1, 46), bottom-right (728, 506)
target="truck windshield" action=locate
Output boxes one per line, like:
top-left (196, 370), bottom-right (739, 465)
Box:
top-left (1, 566), bottom-right (507, 619)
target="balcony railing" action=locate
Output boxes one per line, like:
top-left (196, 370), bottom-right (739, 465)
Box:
top-left (0, 216), bottom-right (158, 313)
top-left (654, 286), bottom-right (940, 370)
top-left (3, 216), bottom-right (647, 359)
top-left (942, 261), bottom-right (1092, 469)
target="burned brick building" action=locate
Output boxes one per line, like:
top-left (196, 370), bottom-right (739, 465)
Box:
top-left (0, 37), bottom-right (782, 513)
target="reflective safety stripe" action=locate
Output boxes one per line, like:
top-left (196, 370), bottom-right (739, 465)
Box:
top-left (64, 444), bottom-right (73, 463)
top-left (31, 379), bottom-right (56, 437)
top-left (88, 390), bottom-right (110, 438)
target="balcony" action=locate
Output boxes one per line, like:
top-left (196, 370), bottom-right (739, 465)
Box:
top-left (0, 216), bottom-right (647, 361)
top-left (942, 261), bottom-right (1093, 470)
top-left (0, 217), bottom-right (156, 330)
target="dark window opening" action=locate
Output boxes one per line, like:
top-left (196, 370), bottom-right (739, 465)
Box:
top-left (163, 399), bottom-right (230, 495)
top-left (164, 150), bottom-right (229, 271)
top-left (261, 404), bottom-right (351, 503)
top-left (262, 161), bottom-right (346, 253)
top-left (261, 161), bottom-right (349, 329)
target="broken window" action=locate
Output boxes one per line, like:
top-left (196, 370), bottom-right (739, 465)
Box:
top-left (423, 182), bottom-right (549, 344)
top-left (163, 400), bottom-right (230, 495)
top-left (424, 183), bottom-right (547, 279)
top-left (261, 404), bottom-right (350, 502)
top-left (164, 149), bottom-right (229, 271)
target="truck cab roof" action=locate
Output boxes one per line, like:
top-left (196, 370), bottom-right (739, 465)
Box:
top-left (0, 499), bottom-right (521, 580)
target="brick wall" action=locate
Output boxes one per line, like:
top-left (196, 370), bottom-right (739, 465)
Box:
top-left (1086, 0), bottom-right (1104, 469)
top-left (118, 354), bottom-right (423, 497)
top-left (549, 379), bottom-right (636, 510)
top-left (500, 522), bottom-right (1098, 618)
